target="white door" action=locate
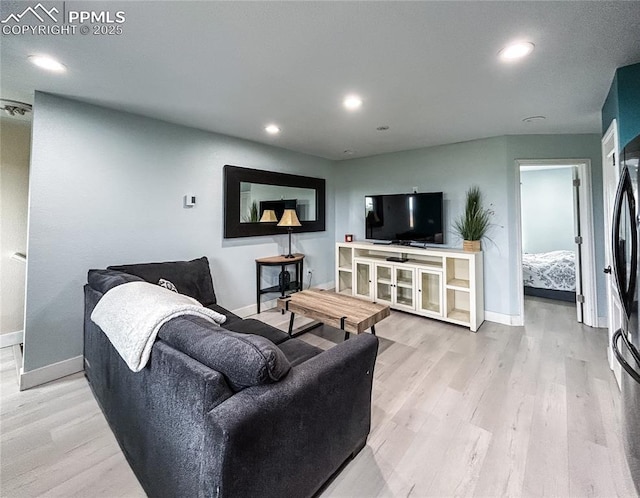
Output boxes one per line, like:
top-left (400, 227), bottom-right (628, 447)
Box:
top-left (394, 266), bottom-right (416, 311)
top-left (602, 120), bottom-right (622, 388)
top-left (353, 260), bottom-right (373, 300)
top-left (417, 269), bottom-right (443, 316)
top-left (374, 263), bottom-right (393, 305)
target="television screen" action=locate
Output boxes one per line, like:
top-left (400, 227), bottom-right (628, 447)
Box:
top-left (365, 192), bottom-right (444, 244)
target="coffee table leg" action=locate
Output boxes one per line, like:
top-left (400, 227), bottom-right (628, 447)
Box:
top-left (288, 312), bottom-right (295, 336)
top-left (340, 316), bottom-right (349, 341)
top-left (371, 325), bottom-right (376, 336)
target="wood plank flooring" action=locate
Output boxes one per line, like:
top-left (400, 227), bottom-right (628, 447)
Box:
top-left (1, 297), bottom-right (637, 497)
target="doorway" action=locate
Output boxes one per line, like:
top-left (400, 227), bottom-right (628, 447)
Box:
top-left (515, 159), bottom-right (598, 327)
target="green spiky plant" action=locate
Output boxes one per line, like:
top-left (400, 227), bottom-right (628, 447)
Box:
top-left (242, 201), bottom-right (259, 223)
top-left (453, 186), bottom-right (492, 241)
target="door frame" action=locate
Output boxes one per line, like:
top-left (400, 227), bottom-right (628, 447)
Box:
top-left (601, 119), bottom-right (621, 382)
top-left (514, 158), bottom-right (598, 327)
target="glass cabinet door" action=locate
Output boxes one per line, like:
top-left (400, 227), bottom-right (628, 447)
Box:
top-left (395, 267), bottom-right (415, 309)
top-left (375, 264), bottom-right (393, 304)
top-left (354, 260), bottom-right (373, 299)
top-left (418, 270), bottom-right (442, 315)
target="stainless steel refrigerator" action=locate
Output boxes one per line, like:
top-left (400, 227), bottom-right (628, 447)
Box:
top-left (611, 133), bottom-right (640, 494)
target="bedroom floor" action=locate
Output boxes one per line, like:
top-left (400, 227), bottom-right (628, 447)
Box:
top-left (1, 297), bottom-right (637, 497)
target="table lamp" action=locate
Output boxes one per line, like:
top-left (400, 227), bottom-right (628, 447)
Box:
top-left (259, 209), bottom-right (278, 223)
top-left (278, 209), bottom-right (301, 258)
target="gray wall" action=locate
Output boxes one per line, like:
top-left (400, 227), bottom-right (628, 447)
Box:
top-left (24, 92), bottom-right (606, 374)
top-left (334, 134), bottom-right (605, 319)
top-left (520, 167), bottom-right (575, 254)
top-left (24, 92), bottom-right (334, 372)
top-left (1, 117), bottom-right (31, 335)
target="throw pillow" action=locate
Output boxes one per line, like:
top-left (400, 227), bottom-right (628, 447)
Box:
top-left (158, 316), bottom-right (291, 391)
top-left (158, 278), bottom-right (178, 292)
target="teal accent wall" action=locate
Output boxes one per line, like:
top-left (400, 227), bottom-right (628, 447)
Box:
top-left (617, 63), bottom-right (640, 148)
top-left (601, 72), bottom-right (618, 138)
top-left (601, 62), bottom-right (640, 149)
top-left (334, 134), bottom-right (604, 320)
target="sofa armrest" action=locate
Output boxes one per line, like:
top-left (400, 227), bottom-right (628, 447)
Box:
top-left (203, 333), bottom-right (379, 498)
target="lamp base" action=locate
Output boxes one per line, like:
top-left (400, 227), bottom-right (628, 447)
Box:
top-left (284, 228), bottom-right (295, 259)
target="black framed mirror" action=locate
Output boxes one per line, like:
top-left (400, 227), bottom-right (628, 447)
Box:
top-left (224, 165), bottom-right (326, 238)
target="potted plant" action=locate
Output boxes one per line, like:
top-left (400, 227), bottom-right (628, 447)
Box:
top-left (242, 201), bottom-right (259, 223)
top-left (453, 186), bottom-right (492, 251)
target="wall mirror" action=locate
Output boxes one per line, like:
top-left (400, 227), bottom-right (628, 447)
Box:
top-left (224, 165), bottom-right (326, 238)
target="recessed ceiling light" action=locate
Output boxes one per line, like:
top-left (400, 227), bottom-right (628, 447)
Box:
top-left (343, 95), bottom-right (363, 111)
top-left (522, 115), bottom-right (546, 123)
top-left (376, 125), bottom-right (390, 131)
top-left (498, 42), bottom-right (535, 61)
top-left (265, 124), bottom-right (280, 134)
top-left (28, 55), bottom-right (66, 72)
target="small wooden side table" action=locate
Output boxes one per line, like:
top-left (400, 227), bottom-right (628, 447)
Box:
top-left (256, 254), bottom-right (304, 314)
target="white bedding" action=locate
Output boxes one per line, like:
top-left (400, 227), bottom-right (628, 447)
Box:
top-left (522, 250), bottom-right (576, 292)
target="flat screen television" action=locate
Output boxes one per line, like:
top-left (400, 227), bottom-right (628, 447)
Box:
top-left (365, 192), bottom-right (444, 244)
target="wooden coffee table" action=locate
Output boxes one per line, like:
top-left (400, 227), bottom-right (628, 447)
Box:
top-left (276, 289), bottom-right (390, 341)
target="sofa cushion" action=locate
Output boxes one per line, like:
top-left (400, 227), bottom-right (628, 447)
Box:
top-left (88, 269), bottom-right (145, 294)
top-left (222, 318), bottom-right (290, 345)
top-left (158, 316), bottom-right (291, 391)
top-left (277, 338), bottom-right (323, 367)
top-left (108, 257), bottom-right (217, 305)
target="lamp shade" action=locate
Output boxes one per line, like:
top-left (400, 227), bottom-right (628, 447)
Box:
top-left (259, 209), bottom-right (278, 223)
top-left (277, 209), bottom-right (301, 227)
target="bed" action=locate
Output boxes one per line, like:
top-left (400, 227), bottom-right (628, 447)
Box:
top-left (522, 250), bottom-right (576, 302)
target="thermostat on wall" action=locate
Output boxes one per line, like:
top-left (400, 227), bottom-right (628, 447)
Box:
top-left (184, 194), bottom-right (196, 207)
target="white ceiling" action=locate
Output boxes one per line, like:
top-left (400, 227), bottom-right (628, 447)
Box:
top-left (1, 1), bottom-right (639, 160)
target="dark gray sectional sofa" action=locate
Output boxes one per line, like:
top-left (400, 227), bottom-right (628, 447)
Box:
top-left (83, 257), bottom-right (379, 498)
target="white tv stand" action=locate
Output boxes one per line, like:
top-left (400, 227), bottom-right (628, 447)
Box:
top-left (335, 242), bottom-right (484, 332)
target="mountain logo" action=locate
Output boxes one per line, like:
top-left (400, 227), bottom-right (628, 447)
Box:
top-left (1, 3), bottom-right (59, 24)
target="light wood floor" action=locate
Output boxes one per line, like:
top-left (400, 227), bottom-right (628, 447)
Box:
top-left (1, 297), bottom-right (637, 497)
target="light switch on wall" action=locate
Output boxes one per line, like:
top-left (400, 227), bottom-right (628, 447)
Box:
top-left (184, 194), bottom-right (196, 207)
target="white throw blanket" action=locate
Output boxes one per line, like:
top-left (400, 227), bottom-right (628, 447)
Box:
top-left (91, 282), bottom-right (226, 372)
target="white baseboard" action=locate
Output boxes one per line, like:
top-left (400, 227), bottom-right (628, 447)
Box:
top-left (19, 355), bottom-right (84, 391)
top-left (0, 330), bottom-right (24, 348)
top-left (232, 281), bottom-right (334, 318)
top-left (484, 311), bottom-right (523, 326)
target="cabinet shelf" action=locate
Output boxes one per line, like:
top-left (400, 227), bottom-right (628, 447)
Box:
top-left (396, 296), bottom-right (414, 306)
top-left (447, 309), bottom-right (471, 323)
top-left (421, 302), bottom-right (441, 314)
top-left (406, 259), bottom-right (443, 270)
top-left (336, 242), bottom-right (483, 332)
top-left (446, 278), bottom-right (470, 290)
